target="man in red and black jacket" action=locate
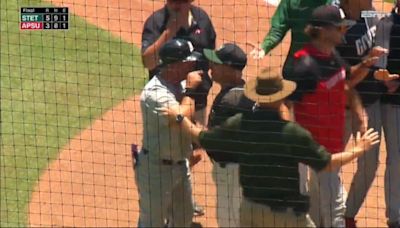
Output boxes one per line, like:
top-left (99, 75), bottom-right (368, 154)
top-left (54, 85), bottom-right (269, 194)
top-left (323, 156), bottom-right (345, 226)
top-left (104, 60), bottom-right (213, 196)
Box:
top-left (286, 5), bottom-right (377, 227)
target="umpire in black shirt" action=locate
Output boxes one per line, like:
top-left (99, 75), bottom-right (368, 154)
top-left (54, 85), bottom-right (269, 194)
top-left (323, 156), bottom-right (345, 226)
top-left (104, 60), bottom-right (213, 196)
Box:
top-left (141, 0), bottom-right (216, 114)
top-left (140, 0), bottom-right (216, 217)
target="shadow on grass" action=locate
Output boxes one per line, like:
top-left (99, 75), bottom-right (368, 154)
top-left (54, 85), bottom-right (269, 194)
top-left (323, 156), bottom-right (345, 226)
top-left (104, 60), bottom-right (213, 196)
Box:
top-left (0, 0), bottom-right (147, 226)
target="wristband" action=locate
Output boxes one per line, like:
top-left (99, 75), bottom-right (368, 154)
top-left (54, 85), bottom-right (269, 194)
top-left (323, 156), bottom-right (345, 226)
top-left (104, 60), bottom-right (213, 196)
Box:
top-left (175, 114), bottom-right (185, 124)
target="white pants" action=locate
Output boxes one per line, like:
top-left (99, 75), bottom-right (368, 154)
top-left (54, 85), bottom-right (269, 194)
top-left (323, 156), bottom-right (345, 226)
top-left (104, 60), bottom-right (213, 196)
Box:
top-left (135, 152), bottom-right (193, 227)
top-left (345, 101), bottom-right (400, 224)
top-left (309, 168), bottom-right (347, 227)
top-left (212, 163), bottom-right (241, 227)
top-left (240, 198), bottom-right (316, 227)
top-left (299, 164), bottom-right (309, 195)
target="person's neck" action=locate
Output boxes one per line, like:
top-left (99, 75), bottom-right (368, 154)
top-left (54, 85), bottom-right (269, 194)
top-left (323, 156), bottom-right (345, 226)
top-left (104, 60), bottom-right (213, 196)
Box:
top-left (311, 40), bottom-right (334, 55)
top-left (258, 101), bottom-right (281, 110)
top-left (220, 72), bottom-right (243, 89)
top-left (160, 71), bottom-right (179, 85)
top-left (221, 78), bottom-right (243, 89)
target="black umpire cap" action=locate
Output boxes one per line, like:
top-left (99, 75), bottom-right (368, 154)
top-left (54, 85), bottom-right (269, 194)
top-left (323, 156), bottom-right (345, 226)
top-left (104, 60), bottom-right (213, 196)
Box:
top-left (159, 39), bottom-right (203, 67)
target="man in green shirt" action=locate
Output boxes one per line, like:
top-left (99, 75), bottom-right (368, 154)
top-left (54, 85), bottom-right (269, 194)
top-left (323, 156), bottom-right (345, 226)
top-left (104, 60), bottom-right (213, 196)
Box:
top-left (250, 0), bottom-right (339, 74)
top-left (249, 0), bottom-right (339, 201)
top-left (159, 71), bottom-right (380, 227)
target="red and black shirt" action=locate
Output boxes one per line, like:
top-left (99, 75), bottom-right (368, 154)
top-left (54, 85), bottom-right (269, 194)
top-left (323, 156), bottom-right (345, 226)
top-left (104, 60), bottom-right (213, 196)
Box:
top-left (288, 44), bottom-right (349, 154)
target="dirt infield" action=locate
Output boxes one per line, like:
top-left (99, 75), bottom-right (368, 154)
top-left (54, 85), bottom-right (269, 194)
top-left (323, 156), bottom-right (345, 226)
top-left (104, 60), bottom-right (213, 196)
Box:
top-left (29, 0), bottom-right (391, 226)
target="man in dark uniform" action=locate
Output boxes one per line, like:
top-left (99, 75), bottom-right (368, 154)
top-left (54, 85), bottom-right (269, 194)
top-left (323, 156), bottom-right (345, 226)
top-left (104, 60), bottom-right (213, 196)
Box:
top-left (337, 1), bottom-right (400, 227)
top-left (349, 0), bottom-right (400, 227)
top-left (141, 0), bottom-right (216, 216)
top-left (203, 43), bottom-right (254, 227)
top-left (379, 4), bottom-right (400, 226)
top-left (141, 0), bottom-right (216, 122)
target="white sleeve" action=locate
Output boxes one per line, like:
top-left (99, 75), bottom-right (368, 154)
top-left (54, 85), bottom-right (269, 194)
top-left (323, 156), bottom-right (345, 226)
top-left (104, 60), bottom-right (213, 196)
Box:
top-left (144, 88), bottom-right (179, 126)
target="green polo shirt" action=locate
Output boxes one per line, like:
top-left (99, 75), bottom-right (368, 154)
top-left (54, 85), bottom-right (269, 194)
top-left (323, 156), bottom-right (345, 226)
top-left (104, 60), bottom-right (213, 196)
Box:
top-left (262, 0), bottom-right (337, 77)
top-left (199, 108), bottom-right (331, 212)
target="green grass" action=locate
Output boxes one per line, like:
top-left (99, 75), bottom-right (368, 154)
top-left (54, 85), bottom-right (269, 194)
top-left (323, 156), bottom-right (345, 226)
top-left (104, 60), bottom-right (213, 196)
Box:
top-left (0, 0), bottom-right (147, 226)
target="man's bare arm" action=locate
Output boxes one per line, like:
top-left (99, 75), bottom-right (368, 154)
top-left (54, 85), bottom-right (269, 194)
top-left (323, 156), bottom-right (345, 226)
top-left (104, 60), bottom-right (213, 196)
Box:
top-left (142, 29), bottom-right (178, 70)
top-left (323, 129), bottom-right (379, 172)
top-left (142, 10), bottom-right (190, 70)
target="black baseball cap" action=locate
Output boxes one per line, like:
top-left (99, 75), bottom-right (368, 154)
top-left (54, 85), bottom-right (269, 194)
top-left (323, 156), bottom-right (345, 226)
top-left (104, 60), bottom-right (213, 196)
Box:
top-left (309, 5), bottom-right (356, 28)
top-left (159, 39), bottom-right (202, 67)
top-left (203, 43), bottom-right (247, 70)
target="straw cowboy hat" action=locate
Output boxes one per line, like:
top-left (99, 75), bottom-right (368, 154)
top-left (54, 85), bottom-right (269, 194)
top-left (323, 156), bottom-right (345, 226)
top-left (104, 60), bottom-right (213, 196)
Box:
top-left (244, 73), bottom-right (297, 103)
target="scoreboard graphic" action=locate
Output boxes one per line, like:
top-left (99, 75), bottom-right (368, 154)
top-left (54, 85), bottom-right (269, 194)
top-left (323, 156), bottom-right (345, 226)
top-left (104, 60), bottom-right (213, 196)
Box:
top-left (20, 7), bottom-right (69, 30)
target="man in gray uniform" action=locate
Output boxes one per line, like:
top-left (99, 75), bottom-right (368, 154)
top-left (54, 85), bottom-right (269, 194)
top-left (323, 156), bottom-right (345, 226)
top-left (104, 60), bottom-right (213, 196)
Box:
top-left (135, 38), bottom-right (203, 227)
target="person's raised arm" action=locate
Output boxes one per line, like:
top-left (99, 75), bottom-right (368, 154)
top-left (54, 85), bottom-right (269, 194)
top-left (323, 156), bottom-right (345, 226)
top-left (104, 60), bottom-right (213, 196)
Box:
top-left (142, 9), bottom-right (190, 70)
top-left (298, 126), bottom-right (379, 172)
top-left (179, 70), bottom-right (203, 118)
top-left (347, 46), bottom-right (399, 87)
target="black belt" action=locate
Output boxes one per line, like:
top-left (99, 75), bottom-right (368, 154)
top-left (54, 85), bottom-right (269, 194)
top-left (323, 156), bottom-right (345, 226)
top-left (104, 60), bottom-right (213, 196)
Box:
top-left (138, 147), bottom-right (186, 166)
top-left (161, 159), bottom-right (186, 166)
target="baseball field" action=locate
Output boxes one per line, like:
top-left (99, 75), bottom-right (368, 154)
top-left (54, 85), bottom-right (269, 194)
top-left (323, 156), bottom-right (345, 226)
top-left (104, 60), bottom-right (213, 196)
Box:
top-left (0, 0), bottom-right (395, 227)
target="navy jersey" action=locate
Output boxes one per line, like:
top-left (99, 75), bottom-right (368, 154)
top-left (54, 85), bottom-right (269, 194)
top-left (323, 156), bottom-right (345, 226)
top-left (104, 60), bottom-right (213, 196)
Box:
top-left (336, 15), bottom-right (387, 106)
top-left (207, 82), bottom-right (254, 164)
top-left (381, 10), bottom-right (400, 105)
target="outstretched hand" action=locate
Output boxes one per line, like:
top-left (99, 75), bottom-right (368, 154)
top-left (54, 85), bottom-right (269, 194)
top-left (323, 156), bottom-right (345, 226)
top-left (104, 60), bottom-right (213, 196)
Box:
top-left (247, 42), bottom-right (266, 59)
top-left (368, 46), bottom-right (388, 58)
top-left (250, 47), bottom-right (266, 59)
top-left (374, 69), bottom-right (399, 81)
top-left (361, 46), bottom-right (388, 68)
top-left (354, 128), bottom-right (380, 153)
